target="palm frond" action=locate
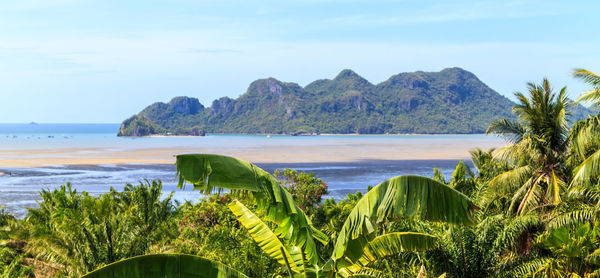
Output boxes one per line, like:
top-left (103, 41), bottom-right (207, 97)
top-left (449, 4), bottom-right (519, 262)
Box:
top-left (548, 209), bottom-right (597, 229)
top-left (494, 214), bottom-right (542, 252)
top-left (573, 68), bottom-right (600, 106)
top-left (571, 149), bottom-right (600, 187)
top-left (546, 169), bottom-right (565, 206)
top-left (504, 257), bottom-right (550, 278)
top-left (487, 165), bottom-right (533, 195)
top-left (486, 119), bottom-right (526, 144)
top-left (515, 176), bottom-right (543, 216)
top-left (574, 68), bottom-right (600, 87)
top-left (570, 115), bottom-right (600, 163)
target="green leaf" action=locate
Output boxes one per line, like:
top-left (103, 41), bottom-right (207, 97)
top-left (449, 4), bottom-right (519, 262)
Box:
top-left (487, 165), bottom-right (533, 195)
top-left (81, 254), bottom-right (248, 278)
top-left (342, 232), bottom-right (437, 275)
top-left (228, 200), bottom-right (305, 274)
top-left (331, 175), bottom-right (477, 270)
top-left (572, 149), bottom-right (600, 187)
top-left (175, 154), bottom-right (328, 265)
top-left (547, 169), bottom-right (564, 205)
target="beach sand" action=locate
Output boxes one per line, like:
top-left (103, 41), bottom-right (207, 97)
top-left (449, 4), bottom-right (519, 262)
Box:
top-left (0, 136), bottom-right (505, 167)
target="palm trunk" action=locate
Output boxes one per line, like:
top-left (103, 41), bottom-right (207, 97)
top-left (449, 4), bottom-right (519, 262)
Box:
top-left (416, 264), bottom-right (426, 278)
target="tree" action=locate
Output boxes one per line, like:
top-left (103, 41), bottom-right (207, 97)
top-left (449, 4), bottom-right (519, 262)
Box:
top-left (486, 79), bottom-right (572, 216)
top-left (24, 181), bottom-right (178, 277)
top-left (274, 169), bottom-right (328, 215)
top-left (522, 222), bottom-right (600, 277)
top-left (569, 69), bottom-right (600, 188)
top-left (0, 207), bottom-right (33, 278)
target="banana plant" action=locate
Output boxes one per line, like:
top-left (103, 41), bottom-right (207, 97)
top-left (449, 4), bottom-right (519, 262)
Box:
top-left (80, 254), bottom-right (248, 278)
top-left (176, 154), bottom-right (479, 277)
top-left (328, 174), bottom-right (478, 276)
top-left (176, 154), bottom-right (328, 267)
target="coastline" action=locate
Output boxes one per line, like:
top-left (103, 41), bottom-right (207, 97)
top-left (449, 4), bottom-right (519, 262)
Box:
top-left (143, 132), bottom-right (490, 137)
top-left (0, 137), bottom-right (504, 168)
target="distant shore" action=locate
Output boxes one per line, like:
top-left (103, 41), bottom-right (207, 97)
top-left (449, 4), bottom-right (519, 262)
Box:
top-left (143, 132), bottom-right (489, 137)
top-left (0, 135), bottom-right (505, 168)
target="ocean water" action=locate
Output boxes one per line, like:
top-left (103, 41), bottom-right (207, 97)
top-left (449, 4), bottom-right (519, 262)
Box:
top-left (0, 123), bottom-right (494, 217)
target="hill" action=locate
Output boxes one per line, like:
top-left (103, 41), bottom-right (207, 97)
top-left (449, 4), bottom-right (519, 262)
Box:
top-left (119, 68), bottom-right (521, 136)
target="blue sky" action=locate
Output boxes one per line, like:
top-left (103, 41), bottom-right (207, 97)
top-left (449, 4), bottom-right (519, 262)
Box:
top-left (1, 0), bottom-right (599, 123)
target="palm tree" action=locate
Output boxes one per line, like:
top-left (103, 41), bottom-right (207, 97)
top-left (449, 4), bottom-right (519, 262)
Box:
top-left (0, 207), bottom-right (33, 278)
top-left (569, 69), bottom-right (600, 188)
top-left (485, 79), bottom-right (572, 216)
top-left (573, 69), bottom-right (600, 105)
top-left (547, 69), bottom-right (600, 230)
top-left (25, 181), bottom-right (178, 277)
top-left (174, 154), bottom-right (479, 277)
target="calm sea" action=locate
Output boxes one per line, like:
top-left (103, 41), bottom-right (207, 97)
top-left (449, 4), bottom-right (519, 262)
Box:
top-left (0, 123), bottom-right (491, 217)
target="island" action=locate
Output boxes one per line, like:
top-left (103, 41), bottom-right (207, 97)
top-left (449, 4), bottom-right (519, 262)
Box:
top-left (118, 67), bottom-right (593, 136)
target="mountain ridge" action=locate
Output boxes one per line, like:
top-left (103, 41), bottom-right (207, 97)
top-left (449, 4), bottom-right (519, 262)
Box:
top-left (118, 68), bottom-right (541, 136)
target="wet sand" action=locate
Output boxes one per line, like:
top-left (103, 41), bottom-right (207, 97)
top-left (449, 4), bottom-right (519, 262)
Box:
top-left (0, 136), bottom-right (505, 167)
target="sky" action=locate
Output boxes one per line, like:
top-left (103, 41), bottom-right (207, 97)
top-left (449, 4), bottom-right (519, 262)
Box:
top-left (1, 0), bottom-right (599, 123)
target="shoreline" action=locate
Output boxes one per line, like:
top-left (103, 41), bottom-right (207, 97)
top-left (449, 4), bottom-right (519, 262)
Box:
top-left (0, 146), bottom-right (500, 168)
top-left (0, 134), bottom-right (505, 168)
top-left (141, 132), bottom-right (490, 137)
top-left (0, 157), bottom-right (473, 170)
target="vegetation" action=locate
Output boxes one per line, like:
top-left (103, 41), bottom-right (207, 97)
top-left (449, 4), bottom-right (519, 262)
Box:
top-left (120, 68), bottom-right (522, 136)
top-left (4, 69), bottom-right (600, 277)
top-left (117, 115), bottom-right (167, 137)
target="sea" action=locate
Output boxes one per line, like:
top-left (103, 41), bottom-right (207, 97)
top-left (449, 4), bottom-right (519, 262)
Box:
top-left (0, 123), bottom-right (501, 217)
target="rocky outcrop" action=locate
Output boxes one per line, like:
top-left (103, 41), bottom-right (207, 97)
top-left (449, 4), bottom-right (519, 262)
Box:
top-left (121, 67), bottom-right (581, 135)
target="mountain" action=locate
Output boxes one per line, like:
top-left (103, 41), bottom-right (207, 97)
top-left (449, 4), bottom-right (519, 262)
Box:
top-left (118, 67), bottom-right (520, 136)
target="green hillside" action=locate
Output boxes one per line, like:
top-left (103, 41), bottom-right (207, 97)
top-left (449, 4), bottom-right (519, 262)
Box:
top-left (118, 67), bottom-right (519, 136)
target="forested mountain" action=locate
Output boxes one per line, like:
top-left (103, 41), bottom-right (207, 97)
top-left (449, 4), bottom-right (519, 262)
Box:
top-left (119, 68), bottom-right (520, 136)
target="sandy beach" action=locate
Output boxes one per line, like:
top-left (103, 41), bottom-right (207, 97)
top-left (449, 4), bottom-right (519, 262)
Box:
top-left (0, 135), bottom-right (505, 167)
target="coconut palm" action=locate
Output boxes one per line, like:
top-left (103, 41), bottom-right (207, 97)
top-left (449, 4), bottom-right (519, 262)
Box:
top-left (569, 69), bottom-right (600, 188)
top-left (573, 69), bottom-right (600, 105)
top-left (546, 69), bottom-right (600, 230)
top-left (485, 79), bottom-right (572, 216)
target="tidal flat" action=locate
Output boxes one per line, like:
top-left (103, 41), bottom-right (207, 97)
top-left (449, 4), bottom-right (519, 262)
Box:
top-left (0, 125), bottom-right (505, 217)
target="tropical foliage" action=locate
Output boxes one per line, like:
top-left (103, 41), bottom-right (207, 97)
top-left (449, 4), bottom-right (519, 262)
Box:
top-left (485, 79), bottom-right (571, 216)
top-left (4, 70), bottom-right (600, 277)
top-left (80, 254), bottom-right (248, 278)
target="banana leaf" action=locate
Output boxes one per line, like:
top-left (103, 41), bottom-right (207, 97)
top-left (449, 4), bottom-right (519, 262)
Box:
top-left (341, 232), bottom-right (437, 276)
top-left (81, 254), bottom-right (248, 278)
top-left (176, 154), bottom-right (328, 265)
top-left (332, 175), bottom-right (478, 270)
top-left (228, 200), bottom-right (305, 274)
